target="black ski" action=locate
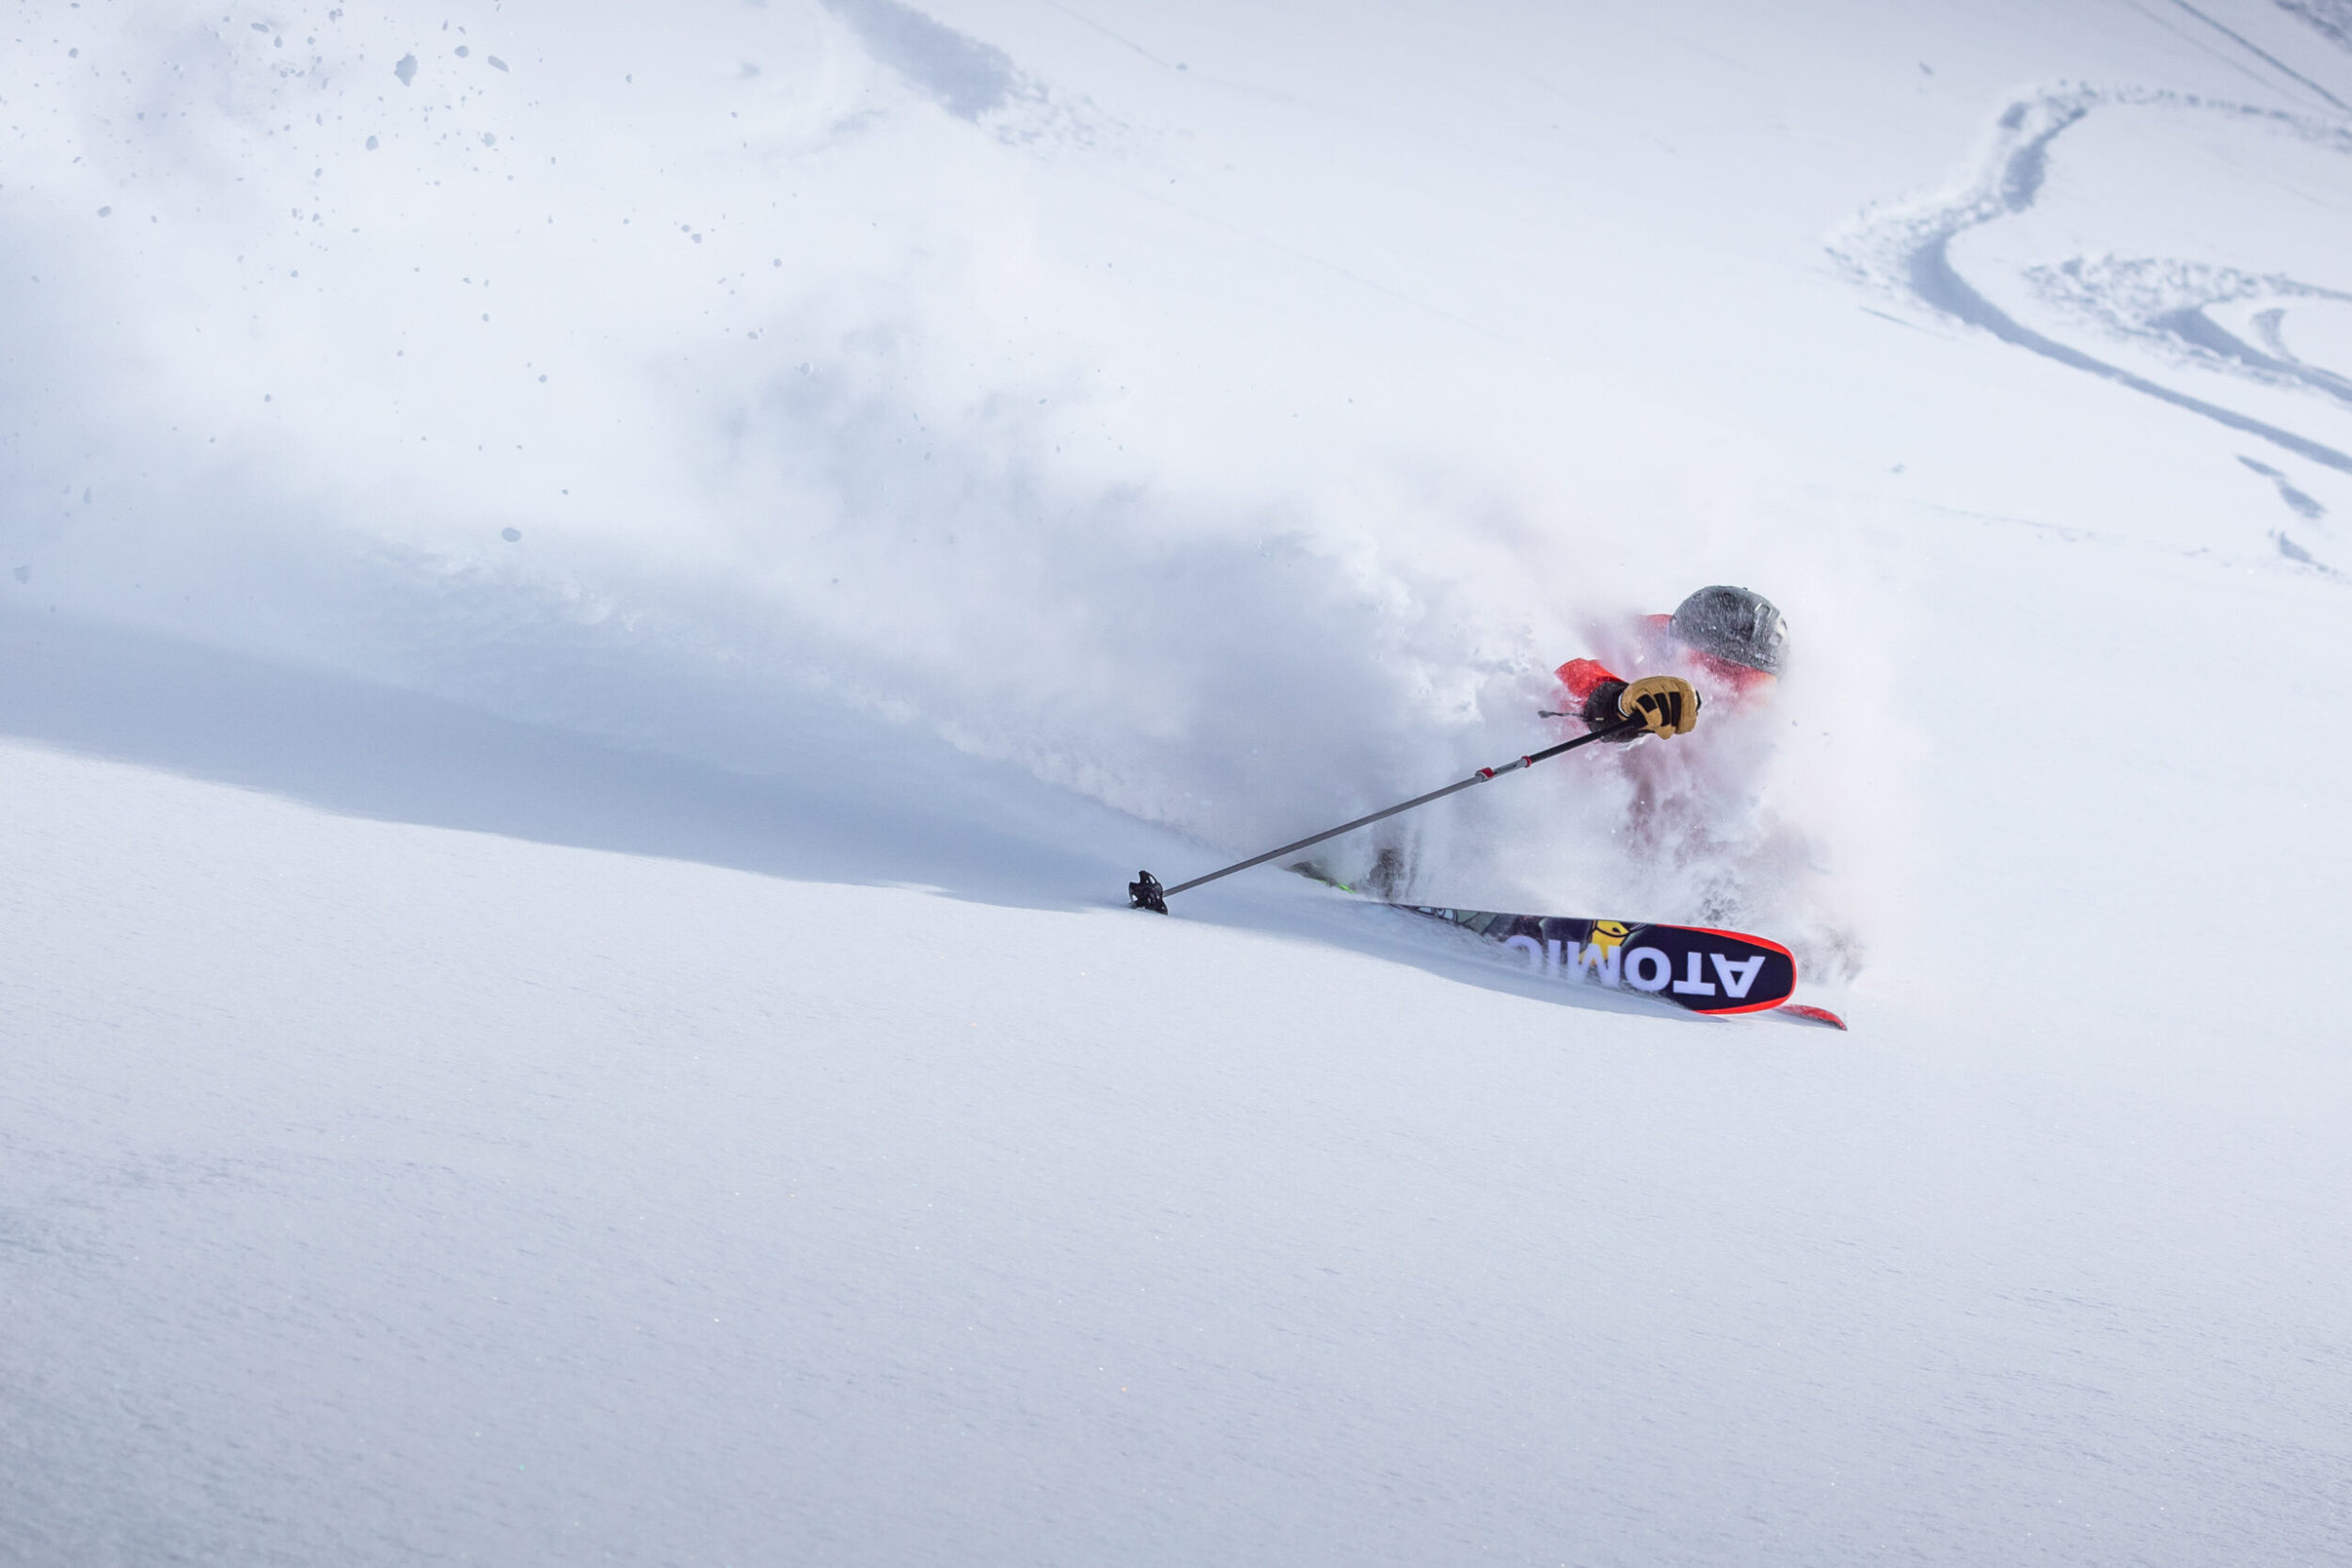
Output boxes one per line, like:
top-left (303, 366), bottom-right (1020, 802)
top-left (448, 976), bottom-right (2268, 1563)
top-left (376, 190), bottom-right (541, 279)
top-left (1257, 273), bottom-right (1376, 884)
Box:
top-left (1396, 904), bottom-right (1800, 1017)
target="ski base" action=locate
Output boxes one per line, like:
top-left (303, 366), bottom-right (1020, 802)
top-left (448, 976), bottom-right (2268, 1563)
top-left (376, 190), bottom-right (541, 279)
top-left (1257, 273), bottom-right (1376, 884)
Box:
top-left (1286, 861), bottom-right (1836, 1022)
top-left (1399, 903), bottom-right (1797, 1016)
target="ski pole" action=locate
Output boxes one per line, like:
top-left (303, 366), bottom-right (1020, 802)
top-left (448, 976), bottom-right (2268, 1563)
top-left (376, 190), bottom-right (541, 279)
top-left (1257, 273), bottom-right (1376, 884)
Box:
top-left (1128, 713), bottom-right (1645, 911)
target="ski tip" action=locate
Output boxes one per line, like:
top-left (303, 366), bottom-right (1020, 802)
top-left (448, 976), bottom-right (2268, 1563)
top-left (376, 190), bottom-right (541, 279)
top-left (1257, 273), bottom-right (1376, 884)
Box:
top-left (1775, 1003), bottom-right (1848, 1031)
top-left (1128, 871), bottom-right (1169, 914)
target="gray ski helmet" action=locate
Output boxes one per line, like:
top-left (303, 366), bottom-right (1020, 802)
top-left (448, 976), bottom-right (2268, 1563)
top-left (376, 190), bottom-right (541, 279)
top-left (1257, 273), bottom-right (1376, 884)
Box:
top-left (1669, 585), bottom-right (1787, 675)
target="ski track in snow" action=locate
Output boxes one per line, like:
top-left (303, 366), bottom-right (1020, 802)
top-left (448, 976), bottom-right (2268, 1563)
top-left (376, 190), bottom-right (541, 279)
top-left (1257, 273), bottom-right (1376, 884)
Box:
top-left (1833, 85), bottom-right (2352, 495)
top-left (2276, 0), bottom-right (2352, 54)
top-left (2167, 0), bottom-right (2351, 108)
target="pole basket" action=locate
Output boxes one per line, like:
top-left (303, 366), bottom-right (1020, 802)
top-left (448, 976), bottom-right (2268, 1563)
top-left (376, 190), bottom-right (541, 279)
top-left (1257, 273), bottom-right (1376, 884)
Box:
top-left (1128, 870), bottom-right (1168, 913)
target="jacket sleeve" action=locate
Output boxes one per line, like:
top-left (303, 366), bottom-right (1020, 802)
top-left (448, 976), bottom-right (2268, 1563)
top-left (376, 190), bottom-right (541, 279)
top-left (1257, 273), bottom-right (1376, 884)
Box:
top-left (1553, 657), bottom-right (1623, 702)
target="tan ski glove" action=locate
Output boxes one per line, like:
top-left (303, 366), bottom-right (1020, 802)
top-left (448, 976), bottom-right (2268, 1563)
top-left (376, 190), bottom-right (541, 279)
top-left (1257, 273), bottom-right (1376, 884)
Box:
top-left (1619, 674), bottom-right (1701, 737)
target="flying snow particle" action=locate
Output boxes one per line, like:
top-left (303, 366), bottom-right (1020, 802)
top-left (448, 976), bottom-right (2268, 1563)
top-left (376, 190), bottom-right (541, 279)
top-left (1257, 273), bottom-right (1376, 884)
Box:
top-left (501, 528), bottom-right (521, 542)
top-left (395, 54), bottom-right (418, 86)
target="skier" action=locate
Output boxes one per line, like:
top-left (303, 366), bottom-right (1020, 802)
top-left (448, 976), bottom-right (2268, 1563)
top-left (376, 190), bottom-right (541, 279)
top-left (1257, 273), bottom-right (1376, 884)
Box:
top-left (1534, 583), bottom-right (1794, 920)
top-left (1550, 585), bottom-right (1786, 736)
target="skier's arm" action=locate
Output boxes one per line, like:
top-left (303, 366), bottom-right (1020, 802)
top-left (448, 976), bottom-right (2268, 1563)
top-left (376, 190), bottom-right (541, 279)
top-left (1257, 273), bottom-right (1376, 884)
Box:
top-left (1550, 659), bottom-right (1698, 739)
top-left (1553, 657), bottom-right (1620, 702)
top-left (1554, 658), bottom-right (1641, 739)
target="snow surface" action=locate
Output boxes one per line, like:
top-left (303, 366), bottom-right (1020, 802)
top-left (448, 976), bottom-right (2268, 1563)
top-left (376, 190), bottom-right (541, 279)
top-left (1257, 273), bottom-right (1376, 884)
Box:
top-left (3, 1), bottom-right (2349, 1561)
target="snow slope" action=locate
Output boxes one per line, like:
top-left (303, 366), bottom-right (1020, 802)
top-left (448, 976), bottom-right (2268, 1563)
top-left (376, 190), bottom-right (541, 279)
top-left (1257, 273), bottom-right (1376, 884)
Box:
top-left (3, 1), bottom-right (2349, 1562)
